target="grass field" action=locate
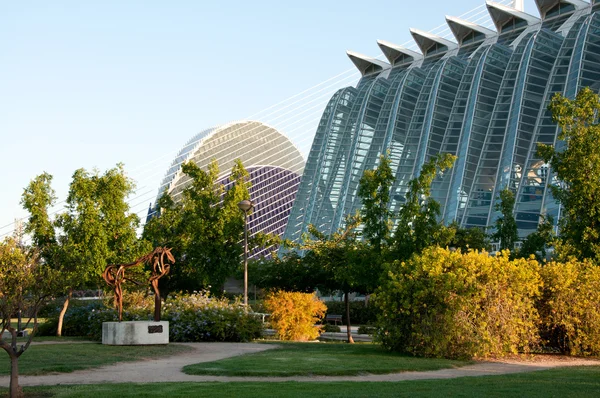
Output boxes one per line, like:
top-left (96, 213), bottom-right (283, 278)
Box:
top-left (4, 366), bottom-right (599, 397)
top-left (0, 343), bottom-right (188, 375)
top-left (183, 342), bottom-right (471, 376)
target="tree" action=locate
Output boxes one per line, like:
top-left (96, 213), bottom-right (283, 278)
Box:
top-left (358, 154), bottom-right (394, 254)
top-left (446, 221), bottom-right (490, 252)
top-left (298, 216), bottom-right (374, 344)
top-left (0, 237), bottom-right (56, 397)
top-left (21, 164), bottom-right (148, 336)
top-left (392, 153), bottom-right (457, 260)
top-left (538, 87), bottom-right (600, 261)
top-left (519, 215), bottom-right (555, 261)
top-left (143, 159), bottom-right (252, 295)
top-left (491, 188), bottom-right (519, 252)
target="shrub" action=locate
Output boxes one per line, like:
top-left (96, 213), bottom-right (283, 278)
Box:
top-left (323, 300), bottom-right (379, 325)
top-left (322, 324), bottom-right (341, 333)
top-left (163, 292), bottom-right (262, 342)
top-left (40, 291), bottom-right (263, 342)
top-left (357, 325), bottom-right (376, 335)
top-left (539, 259), bottom-right (600, 356)
top-left (373, 247), bottom-right (542, 359)
top-left (264, 291), bottom-right (326, 341)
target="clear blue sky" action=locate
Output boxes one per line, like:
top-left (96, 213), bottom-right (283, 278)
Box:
top-left (0, 0), bottom-right (538, 237)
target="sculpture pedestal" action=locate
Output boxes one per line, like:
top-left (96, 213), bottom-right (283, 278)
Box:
top-left (102, 321), bottom-right (169, 345)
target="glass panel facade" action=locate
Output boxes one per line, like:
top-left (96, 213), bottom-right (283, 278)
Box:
top-left (282, 2), bottom-right (600, 244)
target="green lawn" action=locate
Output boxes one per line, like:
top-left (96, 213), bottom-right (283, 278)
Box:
top-left (6, 366), bottom-right (600, 397)
top-left (183, 342), bottom-right (471, 376)
top-left (0, 343), bottom-right (188, 375)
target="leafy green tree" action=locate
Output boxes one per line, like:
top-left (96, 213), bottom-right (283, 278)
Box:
top-left (491, 188), bottom-right (519, 251)
top-left (0, 237), bottom-right (57, 397)
top-left (21, 165), bottom-right (147, 336)
top-left (392, 153), bottom-right (457, 260)
top-left (446, 221), bottom-right (490, 252)
top-left (143, 159), bottom-right (251, 295)
top-left (538, 87), bottom-right (600, 261)
top-left (519, 215), bottom-right (555, 261)
top-left (358, 154), bottom-right (394, 253)
top-left (298, 216), bottom-right (375, 344)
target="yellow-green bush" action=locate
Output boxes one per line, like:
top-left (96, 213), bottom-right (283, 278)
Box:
top-left (539, 259), bottom-right (600, 356)
top-left (373, 247), bottom-right (541, 359)
top-left (264, 291), bottom-right (326, 341)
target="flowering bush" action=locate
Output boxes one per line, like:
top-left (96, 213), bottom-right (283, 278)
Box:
top-left (264, 291), bottom-right (326, 341)
top-left (539, 259), bottom-right (600, 356)
top-left (374, 247), bottom-right (542, 359)
top-left (162, 292), bottom-right (262, 342)
top-left (39, 291), bottom-right (263, 342)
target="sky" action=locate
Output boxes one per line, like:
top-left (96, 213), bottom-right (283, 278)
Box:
top-left (0, 0), bottom-right (539, 238)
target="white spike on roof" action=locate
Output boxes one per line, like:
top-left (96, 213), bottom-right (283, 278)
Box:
top-left (535, 0), bottom-right (589, 19)
top-left (486, 1), bottom-right (541, 33)
top-left (445, 16), bottom-right (497, 45)
top-left (376, 40), bottom-right (423, 66)
top-left (513, 0), bottom-right (525, 11)
top-left (409, 28), bottom-right (458, 56)
top-left (346, 50), bottom-right (391, 76)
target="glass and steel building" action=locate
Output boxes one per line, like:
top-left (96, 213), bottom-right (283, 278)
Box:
top-left (284, 0), bottom-right (600, 243)
top-left (155, 121), bottom-right (305, 256)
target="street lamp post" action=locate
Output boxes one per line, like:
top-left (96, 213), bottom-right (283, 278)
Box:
top-left (237, 199), bottom-right (254, 307)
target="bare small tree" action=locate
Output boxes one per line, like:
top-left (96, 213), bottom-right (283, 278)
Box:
top-left (0, 237), bottom-right (55, 398)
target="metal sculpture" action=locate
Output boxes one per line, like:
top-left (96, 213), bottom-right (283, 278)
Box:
top-left (102, 247), bottom-right (175, 322)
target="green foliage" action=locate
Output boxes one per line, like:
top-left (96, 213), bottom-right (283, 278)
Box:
top-left (21, 165), bottom-right (148, 292)
top-left (538, 87), bottom-right (600, 261)
top-left (357, 325), bottom-right (376, 335)
top-left (446, 222), bottom-right (490, 252)
top-left (392, 153), bottom-right (457, 261)
top-left (491, 188), bottom-right (519, 251)
top-left (264, 291), bottom-right (326, 341)
top-left (321, 324), bottom-right (341, 333)
top-left (539, 259), bottom-right (600, 356)
top-left (164, 292), bottom-right (263, 342)
top-left (519, 215), bottom-right (555, 261)
top-left (358, 153), bottom-right (394, 252)
top-left (323, 300), bottom-right (379, 325)
top-left (374, 247), bottom-right (542, 359)
top-left (40, 292), bottom-right (263, 342)
top-left (143, 159), bottom-right (255, 294)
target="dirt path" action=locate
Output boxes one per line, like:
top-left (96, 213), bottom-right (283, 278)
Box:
top-left (1, 342), bottom-right (599, 387)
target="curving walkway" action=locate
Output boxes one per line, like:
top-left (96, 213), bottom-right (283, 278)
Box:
top-left (1, 342), bottom-right (599, 387)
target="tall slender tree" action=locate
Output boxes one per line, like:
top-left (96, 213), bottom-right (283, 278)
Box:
top-left (491, 188), bottom-right (519, 251)
top-left (358, 154), bottom-right (394, 254)
top-left (392, 153), bottom-right (457, 260)
top-left (538, 87), bottom-right (600, 261)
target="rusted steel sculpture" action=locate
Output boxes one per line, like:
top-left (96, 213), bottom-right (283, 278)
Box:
top-left (102, 247), bottom-right (175, 322)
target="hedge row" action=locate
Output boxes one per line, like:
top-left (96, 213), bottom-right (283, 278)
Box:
top-left (374, 247), bottom-right (600, 359)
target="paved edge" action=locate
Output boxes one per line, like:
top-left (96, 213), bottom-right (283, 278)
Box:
top-left (1, 342), bottom-right (599, 386)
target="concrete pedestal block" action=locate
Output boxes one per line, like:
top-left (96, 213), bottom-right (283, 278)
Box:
top-left (102, 321), bottom-right (169, 345)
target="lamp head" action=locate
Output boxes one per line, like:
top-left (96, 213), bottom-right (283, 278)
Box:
top-left (237, 199), bottom-right (254, 212)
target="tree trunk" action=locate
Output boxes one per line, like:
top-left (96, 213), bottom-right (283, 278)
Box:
top-left (1, 329), bottom-right (23, 398)
top-left (57, 290), bottom-right (72, 337)
top-left (10, 352), bottom-right (22, 398)
top-left (344, 291), bottom-right (354, 344)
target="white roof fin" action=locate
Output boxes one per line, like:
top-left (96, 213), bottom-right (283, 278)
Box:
top-left (376, 40), bottom-right (423, 66)
top-left (486, 1), bottom-right (541, 33)
top-left (534, 0), bottom-right (588, 19)
top-left (445, 16), bottom-right (496, 45)
top-left (409, 28), bottom-right (458, 56)
top-left (346, 51), bottom-right (391, 76)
